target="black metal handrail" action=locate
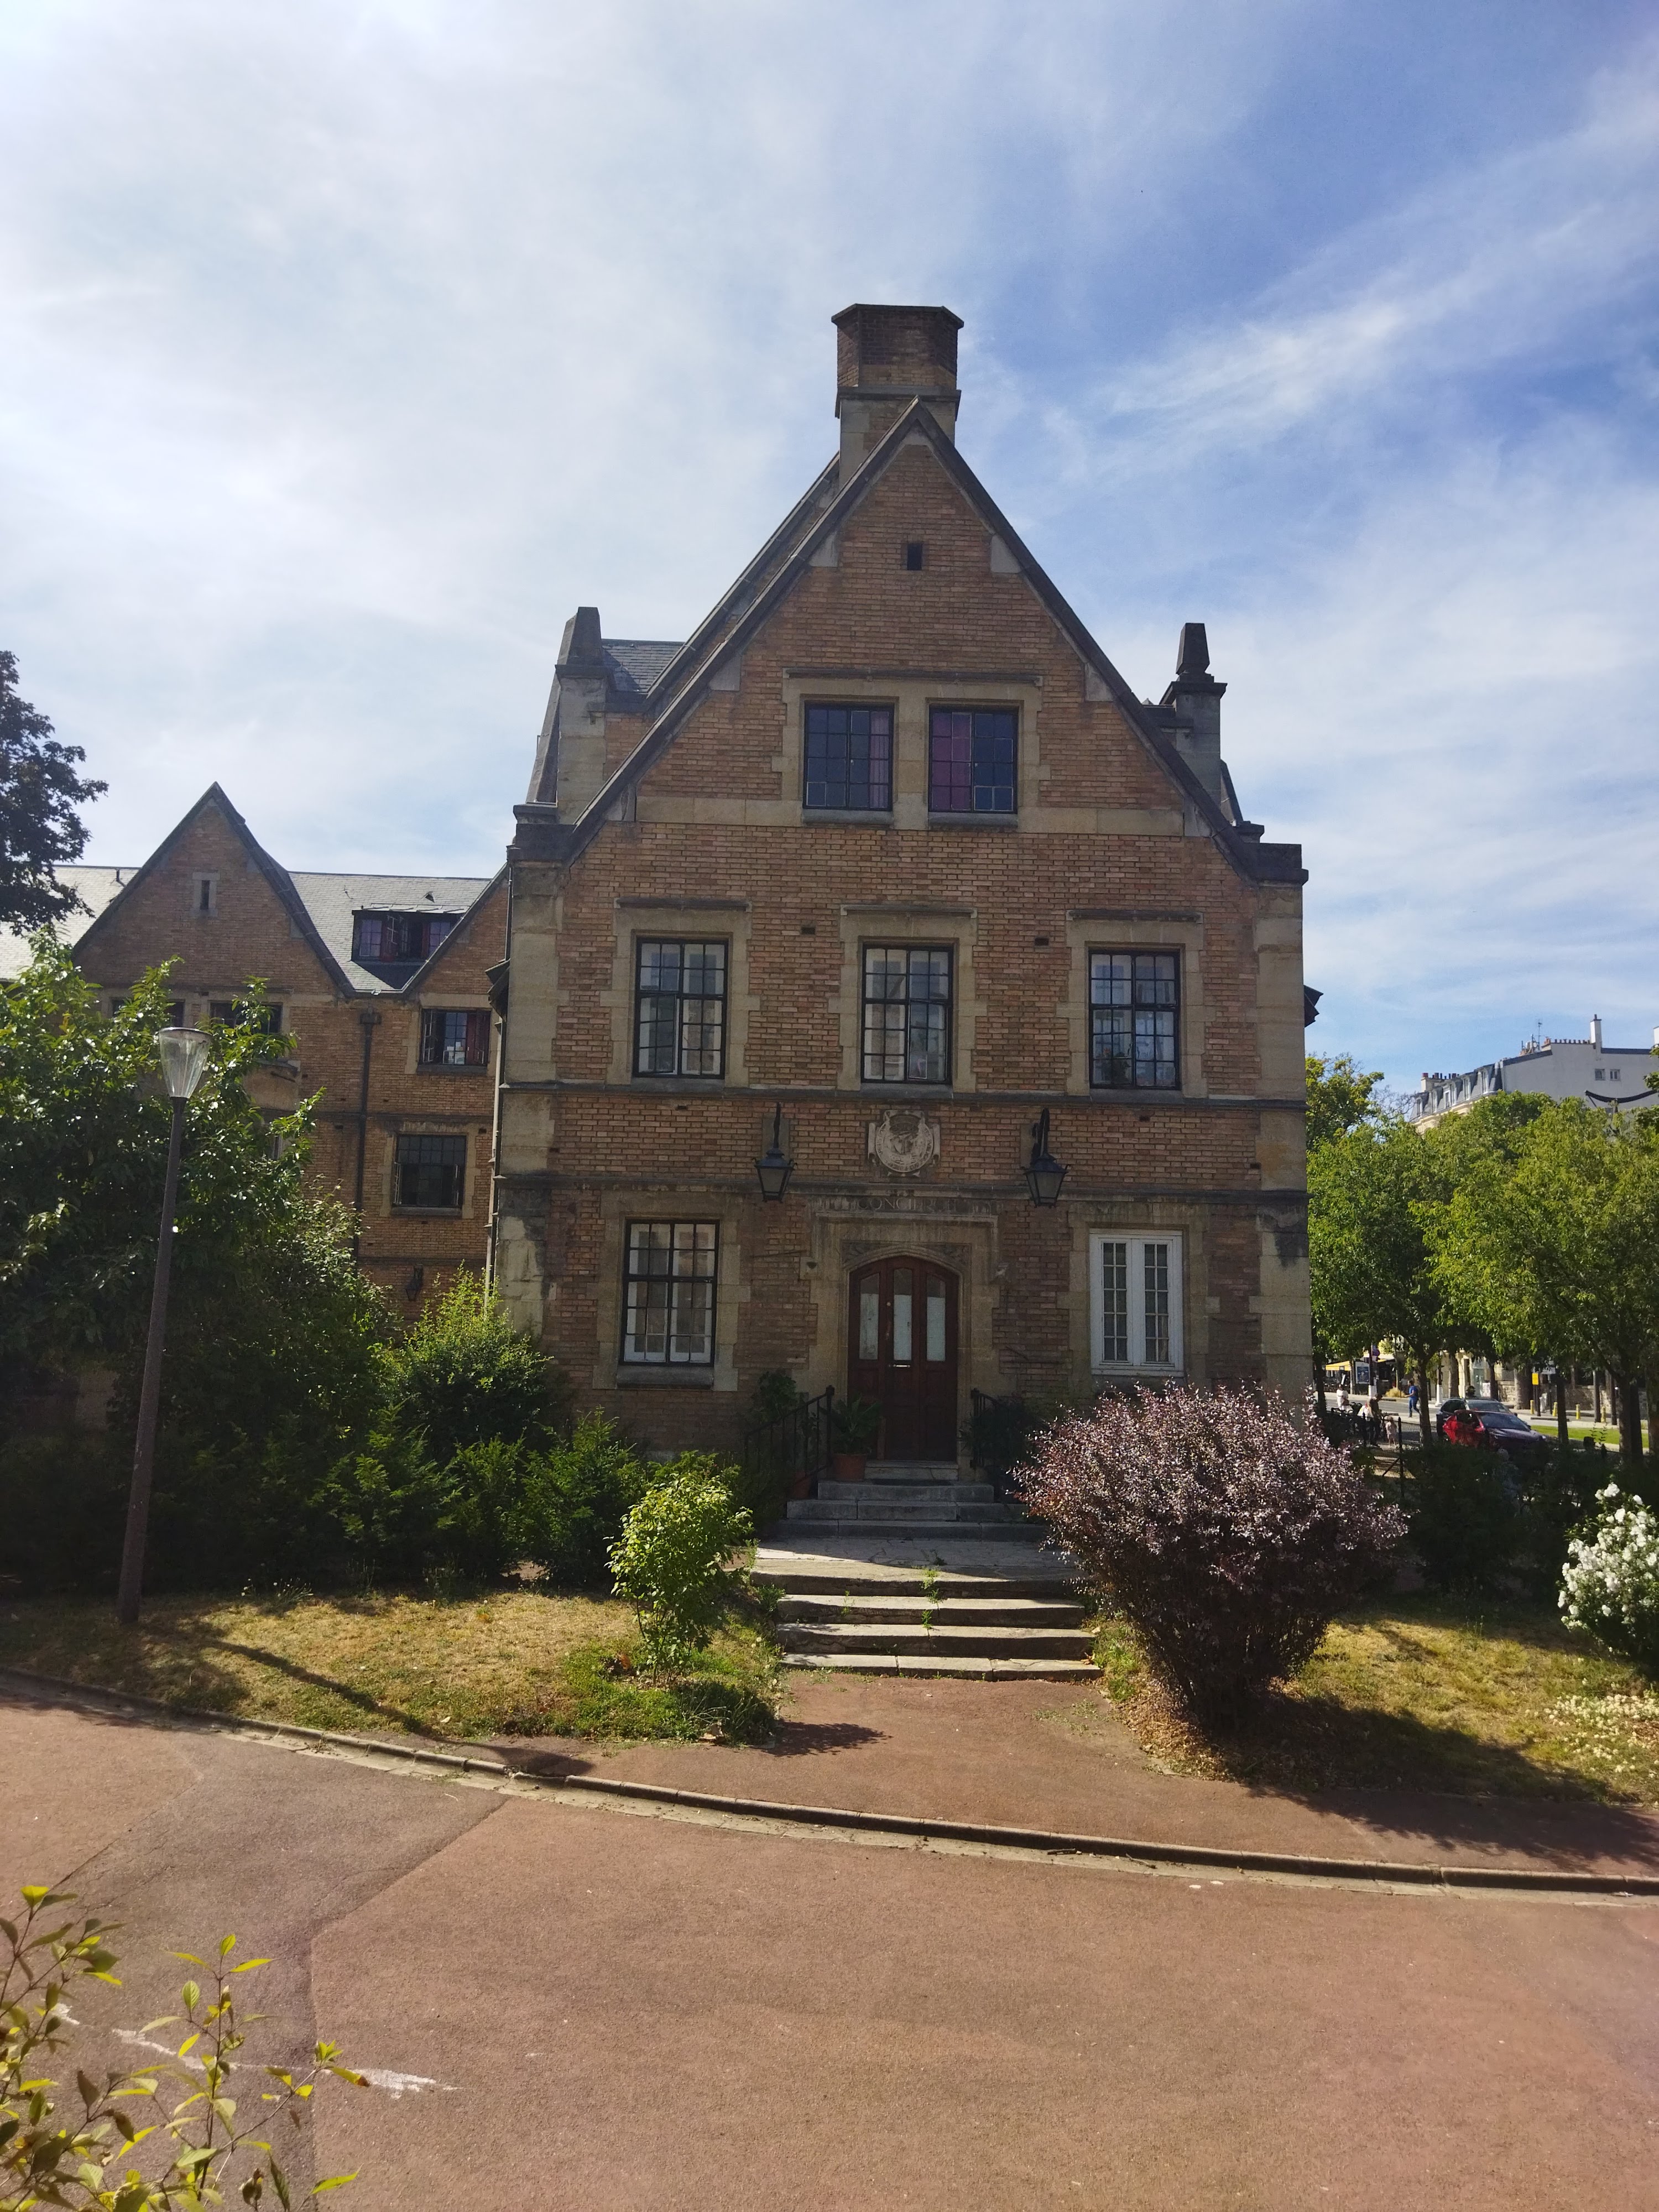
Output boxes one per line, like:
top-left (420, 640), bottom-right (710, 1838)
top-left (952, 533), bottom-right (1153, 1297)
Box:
top-left (741, 1384), bottom-right (836, 1490)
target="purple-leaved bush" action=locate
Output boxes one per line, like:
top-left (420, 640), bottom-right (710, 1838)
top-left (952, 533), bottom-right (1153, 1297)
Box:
top-left (1017, 1385), bottom-right (1404, 1727)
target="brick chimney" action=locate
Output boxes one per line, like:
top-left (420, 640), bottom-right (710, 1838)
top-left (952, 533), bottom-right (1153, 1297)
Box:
top-left (1160, 623), bottom-right (1228, 804)
top-left (833, 304), bottom-right (962, 476)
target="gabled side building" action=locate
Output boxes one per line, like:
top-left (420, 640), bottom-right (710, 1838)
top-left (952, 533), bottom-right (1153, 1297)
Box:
top-left (12, 786), bottom-right (507, 1311)
top-left (492, 305), bottom-right (1314, 1455)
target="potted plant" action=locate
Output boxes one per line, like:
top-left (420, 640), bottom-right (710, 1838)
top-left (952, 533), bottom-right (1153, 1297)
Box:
top-left (831, 1394), bottom-right (882, 1480)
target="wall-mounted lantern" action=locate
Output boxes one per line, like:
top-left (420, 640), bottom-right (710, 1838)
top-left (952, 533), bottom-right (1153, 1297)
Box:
top-left (1023, 1106), bottom-right (1067, 1207)
top-left (754, 1102), bottom-right (795, 1202)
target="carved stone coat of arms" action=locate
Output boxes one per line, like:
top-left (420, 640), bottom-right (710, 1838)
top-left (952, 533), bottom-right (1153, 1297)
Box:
top-left (867, 1109), bottom-right (941, 1177)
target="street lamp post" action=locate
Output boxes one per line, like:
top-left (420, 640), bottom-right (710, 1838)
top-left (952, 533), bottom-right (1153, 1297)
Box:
top-left (116, 1026), bottom-right (210, 1626)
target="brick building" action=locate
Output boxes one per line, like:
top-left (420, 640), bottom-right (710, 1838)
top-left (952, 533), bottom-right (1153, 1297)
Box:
top-left (492, 304), bottom-right (1313, 1458)
top-left (39, 786), bottom-right (505, 1312)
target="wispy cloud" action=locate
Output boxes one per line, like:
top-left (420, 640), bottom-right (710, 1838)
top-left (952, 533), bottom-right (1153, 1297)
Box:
top-left (1, 1), bottom-right (1655, 1096)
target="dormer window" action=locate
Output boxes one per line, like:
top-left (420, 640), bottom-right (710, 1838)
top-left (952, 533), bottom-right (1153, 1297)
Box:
top-left (352, 911), bottom-right (458, 965)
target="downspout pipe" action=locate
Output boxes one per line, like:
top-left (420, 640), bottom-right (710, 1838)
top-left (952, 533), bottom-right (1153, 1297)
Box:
top-left (352, 1009), bottom-right (381, 1261)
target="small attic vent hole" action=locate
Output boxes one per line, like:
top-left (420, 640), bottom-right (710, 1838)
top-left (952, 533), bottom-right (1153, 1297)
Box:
top-left (800, 924), bottom-right (817, 936)
top-left (903, 540), bottom-right (925, 571)
top-left (1033, 935), bottom-right (1050, 947)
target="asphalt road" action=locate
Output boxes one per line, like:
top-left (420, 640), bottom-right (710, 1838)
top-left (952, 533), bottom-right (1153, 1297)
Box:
top-left (7, 1689), bottom-right (1659, 2210)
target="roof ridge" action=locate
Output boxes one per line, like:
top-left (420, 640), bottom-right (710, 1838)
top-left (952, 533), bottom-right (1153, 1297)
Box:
top-left (539, 402), bottom-right (1298, 888)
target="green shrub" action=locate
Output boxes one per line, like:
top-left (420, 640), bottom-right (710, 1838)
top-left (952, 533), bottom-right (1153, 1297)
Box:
top-left (1405, 1443), bottom-right (1522, 1592)
top-left (514, 1413), bottom-right (655, 1588)
top-left (608, 1467), bottom-right (753, 1671)
top-left (384, 1270), bottom-right (570, 1463)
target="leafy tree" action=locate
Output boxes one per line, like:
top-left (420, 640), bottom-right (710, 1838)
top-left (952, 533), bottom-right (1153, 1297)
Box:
top-left (1307, 1114), bottom-right (1460, 1418)
top-left (0, 651), bottom-right (106, 931)
top-left (1437, 1100), bottom-right (1659, 1467)
top-left (0, 938), bottom-right (385, 1463)
top-left (1305, 1052), bottom-right (1385, 1154)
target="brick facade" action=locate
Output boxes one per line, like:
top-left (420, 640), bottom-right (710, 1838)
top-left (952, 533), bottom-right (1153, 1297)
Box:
top-left (494, 304), bottom-right (1312, 1457)
top-left (67, 788), bottom-right (504, 1314)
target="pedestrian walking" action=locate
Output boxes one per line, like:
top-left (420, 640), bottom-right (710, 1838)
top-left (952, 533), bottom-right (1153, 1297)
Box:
top-left (1407, 1379), bottom-right (1419, 1417)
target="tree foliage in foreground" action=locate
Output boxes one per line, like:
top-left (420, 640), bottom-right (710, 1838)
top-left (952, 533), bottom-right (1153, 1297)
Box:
top-left (0, 653), bottom-right (106, 933)
top-left (1, 1887), bottom-right (368, 2209)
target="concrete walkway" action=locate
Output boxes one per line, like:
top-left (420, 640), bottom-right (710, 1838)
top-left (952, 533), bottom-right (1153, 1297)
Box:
top-left (5, 1686), bottom-right (1659, 2210)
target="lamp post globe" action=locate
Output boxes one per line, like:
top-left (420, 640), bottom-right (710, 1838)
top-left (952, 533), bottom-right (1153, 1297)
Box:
top-left (116, 1026), bottom-right (210, 1625)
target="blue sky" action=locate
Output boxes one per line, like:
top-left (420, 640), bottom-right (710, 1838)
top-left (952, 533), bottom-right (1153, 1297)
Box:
top-left (4, 0), bottom-right (1656, 1094)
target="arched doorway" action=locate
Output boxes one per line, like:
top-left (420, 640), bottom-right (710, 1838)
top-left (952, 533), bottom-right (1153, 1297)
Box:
top-left (847, 1255), bottom-right (959, 1462)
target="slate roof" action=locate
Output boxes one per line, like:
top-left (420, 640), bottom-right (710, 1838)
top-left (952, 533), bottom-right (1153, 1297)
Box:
top-left (0, 866), bottom-right (133, 979)
top-left (287, 872), bottom-right (494, 994)
top-left (603, 641), bottom-right (682, 705)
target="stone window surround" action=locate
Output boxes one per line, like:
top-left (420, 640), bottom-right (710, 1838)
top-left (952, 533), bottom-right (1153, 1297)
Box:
top-left (775, 674), bottom-right (1046, 830)
top-left (373, 1121), bottom-right (489, 1222)
top-left (1061, 910), bottom-right (1208, 1099)
top-left (1067, 1203), bottom-right (1209, 1387)
top-left (591, 1189), bottom-right (747, 1394)
top-left (403, 997), bottom-right (494, 1077)
top-left (835, 903), bottom-right (983, 1093)
top-left (1086, 1227), bottom-right (1186, 1375)
top-left (602, 897), bottom-right (754, 1088)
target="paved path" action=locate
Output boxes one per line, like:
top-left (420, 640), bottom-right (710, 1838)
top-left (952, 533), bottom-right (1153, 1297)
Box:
top-left (7, 1686), bottom-right (1659, 2209)
top-left (493, 1671), bottom-right (1659, 1881)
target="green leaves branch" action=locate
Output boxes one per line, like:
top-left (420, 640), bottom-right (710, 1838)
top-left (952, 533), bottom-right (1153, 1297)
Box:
top-left (1, 1889), bottom-right (370, 2211)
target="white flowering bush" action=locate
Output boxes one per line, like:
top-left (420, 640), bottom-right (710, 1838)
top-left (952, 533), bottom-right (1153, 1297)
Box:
top-left (1559, 1484), bottom-right (1659, 1671)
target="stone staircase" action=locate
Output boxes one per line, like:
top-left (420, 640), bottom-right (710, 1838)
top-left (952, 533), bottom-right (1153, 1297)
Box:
top-left (755, 1556), bottom-right (1099, 1682)
top-left (782, 1460), bottom-right (1038, 1541)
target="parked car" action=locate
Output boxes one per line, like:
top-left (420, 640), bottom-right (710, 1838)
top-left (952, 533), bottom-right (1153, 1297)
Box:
top-left (1436, 1397), bottom-right (1550, 1463)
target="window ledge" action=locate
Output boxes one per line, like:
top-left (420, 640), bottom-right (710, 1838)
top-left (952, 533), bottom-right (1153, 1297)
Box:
top-left (801, 807), bottom-right (895, 827)
top-left (927, 812), bottom-right (1020, 830)
top-left (615, 1366), bottom-right (716, 1388)
top-left (1092, 1087), bottom-right (1185, 1100)
top-left (392, 1207), bottom-right (467, 1218)
top-left (1092, 1365), bottom-right (1185, 1381)
top-left (416, 1063), bottom-right (491, 1076)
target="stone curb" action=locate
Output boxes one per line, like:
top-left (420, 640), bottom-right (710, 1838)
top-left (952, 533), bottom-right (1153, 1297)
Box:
top-left (4, 1663), bottom-right (1657, 1900)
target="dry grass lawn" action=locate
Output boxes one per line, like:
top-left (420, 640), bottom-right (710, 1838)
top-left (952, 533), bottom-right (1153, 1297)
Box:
top-left (1094, 1594), bottom-right (1659, 1804)
top-left (0, 1588), bottom-right (780, 1745)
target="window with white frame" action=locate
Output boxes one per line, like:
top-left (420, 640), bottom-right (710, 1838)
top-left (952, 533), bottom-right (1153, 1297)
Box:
top-left (1089, 1232), bottom-right (1183, 1371)
top-left (622, 1220), bottom-right (718, 1365)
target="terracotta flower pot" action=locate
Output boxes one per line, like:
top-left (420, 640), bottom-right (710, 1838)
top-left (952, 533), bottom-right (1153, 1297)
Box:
top-left (789, 1472), bottom-right (813, 1501)
top-left (831, 1452), bottom-right (868, 1482)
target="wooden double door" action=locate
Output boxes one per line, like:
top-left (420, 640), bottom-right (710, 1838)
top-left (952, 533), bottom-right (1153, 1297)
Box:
top-left (848, 1255), bottom-right (959, 1463)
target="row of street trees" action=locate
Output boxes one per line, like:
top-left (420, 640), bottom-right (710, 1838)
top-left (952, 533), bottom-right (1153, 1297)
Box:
top-left (1307, 1056), bottom-right (1659, 1465)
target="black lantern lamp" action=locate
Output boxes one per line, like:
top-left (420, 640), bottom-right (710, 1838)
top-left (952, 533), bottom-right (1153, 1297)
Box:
top-left (754, 1101), bottom-right (795, 1202)
top-left (1024, 1106), bottom-right (1067, 1207)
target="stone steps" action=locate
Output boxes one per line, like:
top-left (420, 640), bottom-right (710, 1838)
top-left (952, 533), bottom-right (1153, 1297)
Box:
top-left (780, 1622), bottom-right (1094, 1661)
top-left (782, 1652), bottom-right (1102, 1681)
top-left (777, 1594), bottom-right (1085, 1629)
top-left (752, 1558), bottom-right (1098, 1682)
